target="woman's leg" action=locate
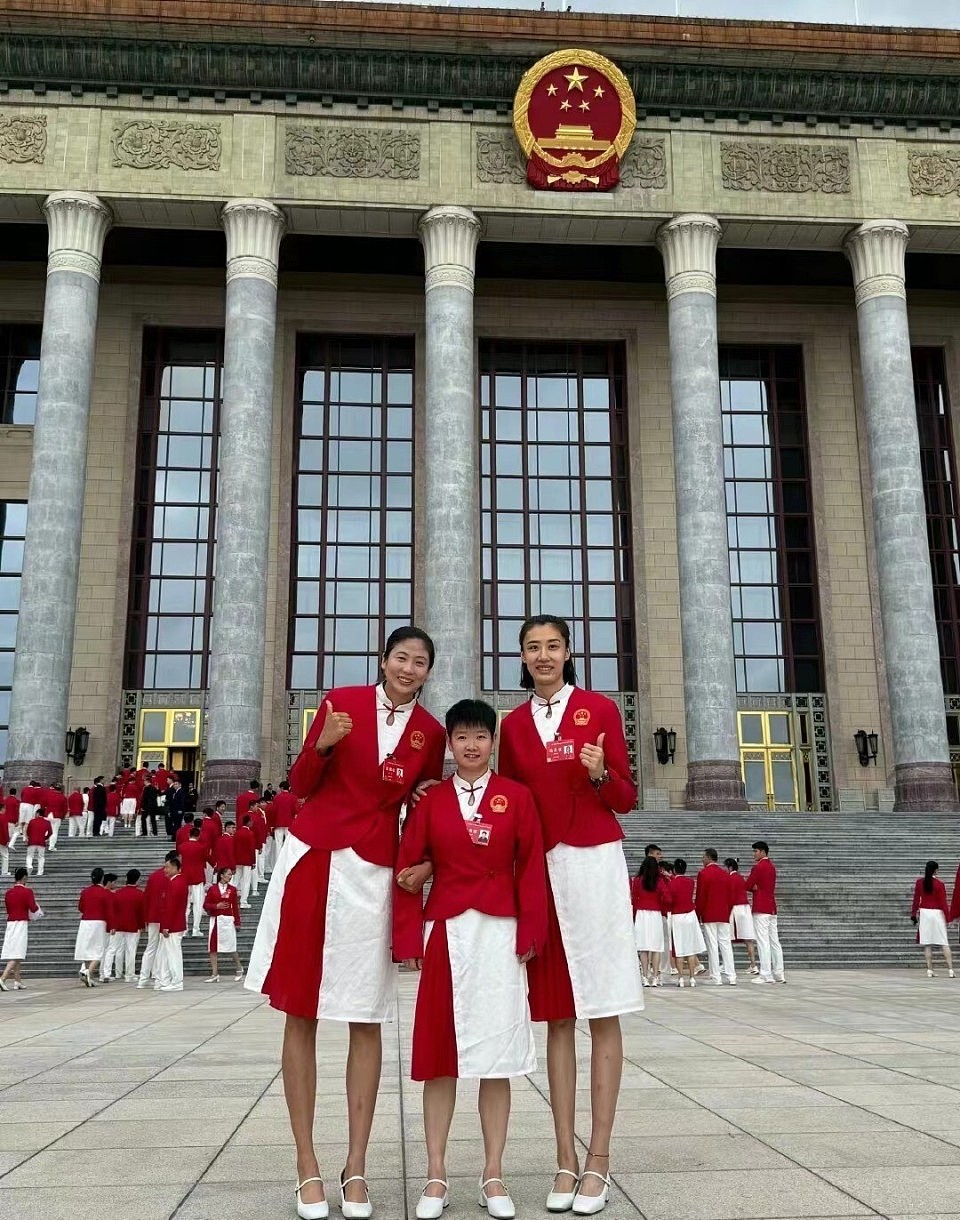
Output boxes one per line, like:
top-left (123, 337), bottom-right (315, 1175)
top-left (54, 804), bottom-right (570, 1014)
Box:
top-left (639, 950), bottom-right (650, 980)
top-left (343, 1022), bottom-right (382, 1203)
top-left (283, 1015), bottom-right (324, 1206)
top-left (651, 950), bottom-right (661, 981)
top-left (924, 945), bottom-right (933, 970)
top-left (746, 940), bottom-right (757, 968)
top-left (423, 1077), bottom-right (457, 1197)
top-left (208, 952), bottom-right (218, 976)
top-left (579, 1016), bottom-right (622, 1198)
top-left (478, 1078), bottom-right (511, 1197)
top-left (547, 1018), bottom-right (579, 1186)
top-left (943, 943), bottom-right (954, 971)
top-left (0, 959), bottom-right (11, 983)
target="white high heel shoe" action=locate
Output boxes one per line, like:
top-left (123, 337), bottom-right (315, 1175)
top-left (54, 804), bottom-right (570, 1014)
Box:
top-left (296, 1176), bottom-right (329, 1220)
top-left (479, 1177), bottom-right (515, 1218)
top-left (572, 1171), bottom-right (610, 1215)
top-left (416, 1179), bottom-right (449, 1219)
top-left (340, 1171), bottom-right (372, 1219)
top-left (546, 1169), bottom-right (579, 1212)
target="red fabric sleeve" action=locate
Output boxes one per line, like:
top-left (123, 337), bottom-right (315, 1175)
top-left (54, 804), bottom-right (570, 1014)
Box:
top-left (288, 698), bottom-right (334, 797)
top-left (496, 721), bottom-right (520, 782)
top-left (514, 790), bottom-right (548, 958)
top-left (594, 700), bottom-right (636, 814)
top-left (937, 878), bottom-right (950, 918)
top-left (952, 868), bottom-right (960, 922)
top-left (392, 799), bottom-right (430, 961)
top-left (911, 878), bottom-right (922, 920)
top-left (694, 871), bottom-right (704, 919)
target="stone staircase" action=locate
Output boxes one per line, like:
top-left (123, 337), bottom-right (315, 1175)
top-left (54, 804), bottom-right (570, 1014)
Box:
top-left (624, 812), bottom-right (960, 968)
top-left (0, 829), bottom-right (266, 978)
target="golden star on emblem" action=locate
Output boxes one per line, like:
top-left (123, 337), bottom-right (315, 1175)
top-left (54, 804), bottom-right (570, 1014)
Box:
top-left (560, 99), bottom-right (571, 111)
top-left (546, 83), bottom-right (558, 96)
top-left (594, 85), bottom-right (605, 98)
top-left (579, 100), bottom-right (590, 111)
top-left (564, 66), bottom-right (588, 92)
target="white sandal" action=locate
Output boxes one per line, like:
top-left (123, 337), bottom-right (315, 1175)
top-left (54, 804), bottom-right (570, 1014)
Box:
top-left (572, 1170), bottom-right (610, 1215)
top-left (479, 1176), bottom-right (515, 1218)
top-left (295, 1175), bottom-right (329, 1220)
top-left (415, 1178), bottom-right (449, 1219)
top-left (546, 1169), bottom-right (580, 1212)
top-left (340, 1171), bottom-right (372, 1219)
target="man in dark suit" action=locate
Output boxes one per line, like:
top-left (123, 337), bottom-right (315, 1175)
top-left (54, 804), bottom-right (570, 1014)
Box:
top-left (90, 776), bottom-right (108, 837)
top-left (165, 779), bottom-right (186, 841)
top-left (140, 779), bottom-right (159, 838)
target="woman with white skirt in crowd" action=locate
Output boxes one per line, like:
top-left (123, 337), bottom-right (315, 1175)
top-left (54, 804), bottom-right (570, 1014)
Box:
top-left (75, 867), bottom-right (111, 987)
top-left (724, 857), bottom-right (758, 975)
top-left (0, 867), bottom-right (40, 990)
top-left (667, 859), bottom-right (706, 989)
top-left (911, 860), bottom-right (955, 979)
top-left (204, 866), bottom-right (244, 982)
top-left (631, 856), bottom-right (668, 987)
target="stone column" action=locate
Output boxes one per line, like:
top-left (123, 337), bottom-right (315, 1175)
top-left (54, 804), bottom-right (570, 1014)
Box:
top-left (203, 199), bottom-right (285, 803)
top-left (5, 192), bottom-right (112, 787)
top-left (844, 220), bottom-right (957, 811)
top-left (419, 206), bottom-right (482, 722)
top-left (656, 214), bottom-right (747, 810)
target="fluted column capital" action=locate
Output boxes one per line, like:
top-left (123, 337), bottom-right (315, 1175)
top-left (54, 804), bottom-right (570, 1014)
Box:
top-left (418, 205), bottom-right (481, 293)
top-left (656, 213), bottom-right (722, 300)
top-left (843, 220), bottom-right (909, 306)
top-left (221, 198), bottom-right (286, 288)
top-left (43, 191), bottom-right (112, 281)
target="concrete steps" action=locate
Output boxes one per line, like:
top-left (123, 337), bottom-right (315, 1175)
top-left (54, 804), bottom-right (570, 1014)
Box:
top-left (1, 830), bottom-right (266, 977)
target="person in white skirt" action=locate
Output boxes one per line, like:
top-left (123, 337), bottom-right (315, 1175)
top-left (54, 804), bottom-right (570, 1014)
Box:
top-left (631, 856), bottom-right (668, 986)
top-left (75, 867), bottom-right (111, 987)
top-left (204, 866), bottom-right (244, 982)
top-left (724, 858), bottom-right (758, 975)
top-left (0, 868), bottom-right (40, 990)
top-left (666, 859), bottom-right (706, 988)
top-left (911, 860), bottom-right (955, 978)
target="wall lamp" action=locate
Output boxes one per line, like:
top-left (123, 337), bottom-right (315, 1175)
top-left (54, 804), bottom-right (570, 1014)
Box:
top-left (65, 727), bottom-right (90, 767)
top-left (854, 729), bottom-right (878, 768)
top-left (654, 726), bottom-right (677, 765)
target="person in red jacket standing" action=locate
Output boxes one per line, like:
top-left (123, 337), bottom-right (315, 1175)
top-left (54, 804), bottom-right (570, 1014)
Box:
top-left (245, 625), bottom-right (445, 1220)
top-left (394, 699), bottom-right (547, 1220)
top-left (746, 840), bottom-right (785, 985)
top-left (233, 816), bottom-right (258, 909)
top-left (75, 867), bottom-right (111, 986)
top-left (107, 869), bottom-right (146, 982)
top-left (180, 824), bottom-right (208, 937)
top-left (695, 848), bottom-right (736, 986)
top-left (121, 776), bottom-right (139, 832)
top-left (912, 860), bottom-right (955, 978)
top-left (724, 858), bottom-right (758, 975)
top-left (666, 859), bottom-right (706, 989)
top-left (496, 616), bottom-right (642, 1216)
top-left (45, 783), bottom-right (68, 851)
top-left (137, 852), bottom-right (177, 988)
top-left (12, 779), bottom-right (41, 847)
top-left (249, 800), bottom-right (268, 889)
top-left (66, 787), bottom-right (84, 838)
top-left (104, 783), bottom-right (120, 837)
top-left (25, 809), bottom-right (52, 877)
top-left (204, 866), bottom-right (243, 983)
top-left (0, 800), bottom-right (10, 878)
top-left (212, 820), bottom-right (237, 876)
top-left (271, 780), bottom-right (298, 862)
top-left (3, 788), bottom-right (19, 850)
top-left (631, 856), bottom-right (668, 987)
top-left (155, 855), bottom-right (188, 991)
top-left (0, 868), bottom-right (40, 990)
top-left (235, 780), bottom-right (261, 826)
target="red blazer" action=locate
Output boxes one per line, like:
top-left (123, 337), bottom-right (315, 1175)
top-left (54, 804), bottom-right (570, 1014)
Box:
top-left (695, 862), bottom-right (733, 923)
top-left (179, 839), bottom-right (207, 886)
top-left (175, 824), bottom-right (193, 853)
top-left (745, 857), bottom-right (778, 915)
top-left (48, 790), bottom-right (68, 818)
top-left (497, 688), bottom-right (636, 852)
top-left (200, 813), bottom-right (222, 843)
top-left (143, 867), bottom-right (169, 925)
top-left (67, 790), bottom-right (84, 816)
top-left (233, 826), bottom-right (256, 866)
top-left (666, 874), bottom-right (696, 916)
top-left (271, 789), bottom-right (298, 829)
top-left (249, 811), bottom-right (268, 850)
top-left (0, 815), bottom-right (8, 848)
top-left (393, 774), bottom-right (548, 961)
top-left (952, 867), bottom-right (960, 923)
top-left (122, 781), bottom-right (139, 801)
top-left (111, 885), bottom-right (145, 933)
top-left (913, 877), bottom-right (950, 919)
top-left (20, 784), bottom-right (42, 806)
top-left (289, 685), bottom-right (446, 868)
top-left (212, 834), bottom-right (237, 871)
top-left (160, 873), bottom-right (189, 934)
top-left (5, 884), bottom-right (38, 922)
top-left (727, 872), bottom-right (749, 906)
top-left (631, 875), bottom-right (670, 913)
top-left (235, 789), bottom-right (259, 821)
top-left (26, 816), bottom-right (52, 847)
top-left (154, 768), bottom-right (171, 793)
top-left (204, 882), bottom-right (241, 925)
top-left (78, 885), bottom-right (112, 922)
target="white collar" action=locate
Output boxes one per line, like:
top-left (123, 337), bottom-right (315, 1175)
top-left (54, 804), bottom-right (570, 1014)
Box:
top-left (455, 769), bottom-right (491, 792)
top-left (531, 683), bottom-right (573, 709)
top-left (376, 683), bottom-right (417, 714)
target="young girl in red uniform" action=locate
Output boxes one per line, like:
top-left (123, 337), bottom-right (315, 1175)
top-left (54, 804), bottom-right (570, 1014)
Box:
top-left (394, 699), bottom-right (547, 1220)
top-left (724, 857), bottom-right (758, 975)
top-left (631, 856), bottom-right (669, 987)
top-left (246, 627), bottom-right (446, 1220)
top-left (497, 615), bottom-right (643, 1216)
top-left (0, 867), bottom-right (40, 990)
top-left (911, 860), bottom-right (955, 978)
top-left (667, 859), bottom-right (706, 988)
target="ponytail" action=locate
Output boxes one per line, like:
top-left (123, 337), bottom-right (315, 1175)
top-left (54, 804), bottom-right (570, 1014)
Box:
top-left (923, 860), bottom-right (938, 894)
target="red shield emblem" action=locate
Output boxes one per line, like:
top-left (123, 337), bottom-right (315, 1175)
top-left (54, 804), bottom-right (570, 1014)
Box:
top-left (513, 49), bottom-right (636, 191)
top-left (489, 795), bottom-right (509, 814)
top-left (573, 708), bottom-right (591, 727)
top-left (410, 731), bottom-right (425, 751)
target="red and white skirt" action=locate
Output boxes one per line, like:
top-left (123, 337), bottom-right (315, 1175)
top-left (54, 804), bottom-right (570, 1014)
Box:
top-left (527, 841), bottom-right (644, 1022)
top-left (209, 915), bottom-right (237, 955)
top-left (245, 833), bottom-right (394, 1022)
top-left (412, 911), bottom-right (536, 1082)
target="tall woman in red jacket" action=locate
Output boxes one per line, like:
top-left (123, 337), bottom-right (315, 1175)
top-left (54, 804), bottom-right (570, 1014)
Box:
top-left (497, 616), bottom-right (643, 1217)
top-left (395, 699), bottom-right (547, 1220)
top-left (246, 627), bottom-right (446, 1220)
top-left (911, 860), bottom-right (955, 979)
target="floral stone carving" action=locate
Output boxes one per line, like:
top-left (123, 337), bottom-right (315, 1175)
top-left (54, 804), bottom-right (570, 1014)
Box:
top-left (619, 139), bottom-right (667, 189)
top-left (908, 150), bottom-right (960, 198)
top-left (721, 141), bottom-right (850, 193)
top-left (111, 120), bottom-right (222, 171)
top-left (285, 126), bottom-right (420, 179)
top-left (475, 131), bottom-right (525, 184)
top-left (0, 114), bottom-right (47, 164)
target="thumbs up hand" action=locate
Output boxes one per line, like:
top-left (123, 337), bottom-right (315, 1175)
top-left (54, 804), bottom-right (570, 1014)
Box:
top-left (316, 699), bottom-right (354, 754)
top-left (579, 730), bottom-right (606, 781)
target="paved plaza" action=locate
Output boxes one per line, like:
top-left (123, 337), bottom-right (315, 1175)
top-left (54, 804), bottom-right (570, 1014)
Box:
top-left (0, 971), bottom-right (959, 1219)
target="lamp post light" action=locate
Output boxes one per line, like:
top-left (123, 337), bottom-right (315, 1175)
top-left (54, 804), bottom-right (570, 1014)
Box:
top-left (654, 726), bottom-right (677, 765)
top-left (854, 729), bottom-right (879, 767)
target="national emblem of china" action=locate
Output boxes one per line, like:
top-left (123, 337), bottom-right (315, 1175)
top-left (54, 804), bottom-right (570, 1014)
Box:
top-left (513, 49), bottom-right (636, 191)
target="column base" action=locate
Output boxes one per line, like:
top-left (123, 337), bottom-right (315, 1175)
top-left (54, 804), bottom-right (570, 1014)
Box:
top-left (201, 758), bottom-right (261, 807)
top-left (893, 762), bottom-right (960, 812)
top-left (684, 760), bottom-right (749, 811)
top-left (3, 759), bottom-right (64, 787)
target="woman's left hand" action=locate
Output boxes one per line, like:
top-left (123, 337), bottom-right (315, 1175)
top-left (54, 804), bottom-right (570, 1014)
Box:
top-left (517, 947), bottom-right (536, 964)
top-left (579, 732), bottom-right (606, 781)
top-left (397, 861), bottom-right (433, 894)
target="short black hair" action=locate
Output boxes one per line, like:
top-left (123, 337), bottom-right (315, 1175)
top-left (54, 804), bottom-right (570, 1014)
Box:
top-left (203, 806), bottom-right (215, 815)
top-left (723, 857), bottom-right (739, 870)
top-left (14, 866), bottom-right (27, 881)
top-left (190, 826), bottom-right (201, 837)
top-left (242, 815), bottom-right (252, 827)
top-left (103, 873), bottom-right (118, 885)
top-left (645, 843), bottom-right (661, 855)
top-left (225, 820), bottom-right (236, 829)
top-left (91, 867), bottom-right (105, 884)
top-left (126, 868), bottom-right (141, 884)
top-left (704, 847), bottom-right (718, 862)
top-left (752, 840), bottom-right (769, 855)
top-left (673, 858), bottom-right (687, 875)
top-left (445, 699), bottom-right (496, 738)
top-left (279, 780), bottom-right (290, 791)
top-left (215, 800), bottom-right (226, 810)
top-left (248, 780), bottom-right (261, 790)
top-left (164, 850), bottom-right (179, 863)
top-left (216, 866), bottom-right (233, 881)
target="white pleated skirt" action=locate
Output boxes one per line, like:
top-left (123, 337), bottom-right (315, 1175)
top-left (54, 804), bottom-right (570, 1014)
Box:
top-left (74, 920), bottom-right (108, 962)
top-left (918, 908), bottom-right (949, 947)
top-left (1, 921), bottom-right (27, 960)
top-left (730, 903), bottom-right (756, 941)
top-left (671, 911), bottom-right (706, 957)
top-left (634, 909), bottom-right (665, 953)
top-left (209, 915), bottom-right (237, 954)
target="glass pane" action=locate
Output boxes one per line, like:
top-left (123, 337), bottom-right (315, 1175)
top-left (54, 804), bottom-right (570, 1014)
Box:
top-left (743, 759), bottom-right (767, 803)
top-left (141, 711), bottom-right (167, 744)
top-left (739, 714), bottom-right (764, 745)
top-left (768, 714), bottom-right (791, 745)
top-left (772, 758), bottom-right (796, 805)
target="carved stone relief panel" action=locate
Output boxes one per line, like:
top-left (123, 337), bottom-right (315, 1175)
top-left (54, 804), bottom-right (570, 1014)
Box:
top-left (112, 120), bottom-right (222, 171)
top-left (475, 131), bottom-right (525, 184)
top-left (908, 149), bottom-right (960, 198)
top-left (721, 141), bottom-right (850, 193)
top-left (0, 114), bottom-right (47, 164)
top-left (619, 138), bottom-right (667, 190)
top-left (285, 125), bottom-right (420, 179)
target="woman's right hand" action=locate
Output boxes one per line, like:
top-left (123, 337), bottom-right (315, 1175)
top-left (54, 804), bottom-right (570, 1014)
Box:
top-left (316, 700), bottom-right (353, 753)
top-left (403, 958), bottom-right (423, 971)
